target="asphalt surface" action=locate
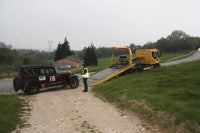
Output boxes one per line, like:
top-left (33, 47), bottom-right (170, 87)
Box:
top-left (0, 51), bottom-right (200, 94)
top-left (0, 78), bottom-right (13, 93)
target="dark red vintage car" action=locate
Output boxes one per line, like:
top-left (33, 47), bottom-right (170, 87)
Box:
top-left (13, 65), bottom-right (79, 95)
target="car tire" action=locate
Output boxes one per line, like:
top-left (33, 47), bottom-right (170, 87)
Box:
top-left (69, 77), bottom-right (79, 89)
top-left (24, 82), bottom-right (40, 95)
top-left (13, 77), bottom-right (21, 92)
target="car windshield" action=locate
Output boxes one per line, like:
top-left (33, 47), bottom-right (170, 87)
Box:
top-left (46, 68), bottom-right (56, 74)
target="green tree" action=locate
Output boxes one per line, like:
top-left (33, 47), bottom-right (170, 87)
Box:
top-left (186, 37), bottom-right (199, 50)
top-left (167, 30), bottom-right (189, 40)
top-left (155, 38), bottom-right (169, 52)
top-left (143, 42), bottom-right (156, 49)
top-left (23, 57), bottom-right (31, 65)
top-left (77, 47), bottom-right (87, 60)
top-left (54, 42), bottom-right (62, 61)
top-left (142, 30), bottom-right (200, 52)
top-left (0, 42), bottom-right (22, 66)
top-left (54, 38), bottom-right (73, 61)
top-left (84, 45), bottom-right (98, 66)
top-left (95, 47), bottom-right (115, 58)
top-left (129, 43), bottom-right (142, 53)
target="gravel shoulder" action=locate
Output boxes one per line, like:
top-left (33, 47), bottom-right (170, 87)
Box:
top-left (19, 86), bottom-right (149, 133)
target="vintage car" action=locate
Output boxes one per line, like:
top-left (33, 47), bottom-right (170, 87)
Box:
top-left (13, 65), bottom-right (79, 95)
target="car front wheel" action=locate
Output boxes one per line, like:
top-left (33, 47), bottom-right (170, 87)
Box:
top-left (69, 77), bottom-right (79, 89)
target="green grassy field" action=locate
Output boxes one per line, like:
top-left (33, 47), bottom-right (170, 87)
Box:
top-left (0, 95), bottom-right (23, 133)
top-left (71, 56), bottom-right (111, 73)
top-left (0, 72), bottom-right (17, 79)
top-left (160, 53), bottom-right (183, 62)
top-left (92, 60), bottom-right (200, 132)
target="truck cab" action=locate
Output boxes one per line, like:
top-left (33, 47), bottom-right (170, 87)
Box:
top-left (135, 49), bottom-right (161, 67)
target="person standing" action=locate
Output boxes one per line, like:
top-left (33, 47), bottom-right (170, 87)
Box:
top-left (81, 64), bottom-right (89, 92)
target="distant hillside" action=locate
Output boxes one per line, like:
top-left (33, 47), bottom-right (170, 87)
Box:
top-left (16, 49), bottom-right (55, 60)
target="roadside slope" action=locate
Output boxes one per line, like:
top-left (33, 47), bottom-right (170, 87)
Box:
top-left (93, 58), bottom-right (200, 132)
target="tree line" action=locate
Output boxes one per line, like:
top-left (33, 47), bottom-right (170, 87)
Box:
top-left (75, 30), bottom-right (200, 61)
top-left (143, 30), bottom-right (200, 52)
top-left (0, 42), bottom-right (55, 66)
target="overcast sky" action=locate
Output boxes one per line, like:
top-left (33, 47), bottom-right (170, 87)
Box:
top-left (0, 0), bottom-right (200, 51)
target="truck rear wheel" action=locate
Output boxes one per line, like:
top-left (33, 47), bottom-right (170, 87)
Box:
top-left (69, 77), bottom-right (79, 89)
top-left (153, 63), bottom-right (160, 68)
top-left (136, 66), bottom-right (144, 72)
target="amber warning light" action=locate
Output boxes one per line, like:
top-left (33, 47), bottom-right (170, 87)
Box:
top-left (116, 46), bottom-right (129, 49)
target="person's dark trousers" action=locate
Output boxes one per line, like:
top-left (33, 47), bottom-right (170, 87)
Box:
top-left (83, 78), bottom-right (88, 92)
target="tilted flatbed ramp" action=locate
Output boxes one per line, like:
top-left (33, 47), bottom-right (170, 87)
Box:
top-left (88, 64), bottom-right (136, 87)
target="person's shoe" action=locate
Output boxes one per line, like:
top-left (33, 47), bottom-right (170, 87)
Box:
top-left (83, 90), bottom-right (88, 92)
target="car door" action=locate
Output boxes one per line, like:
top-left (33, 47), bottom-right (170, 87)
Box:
top-left (38, 68), bottom-right (47, 84)
top-left (45, 67), bottom-right (59, 84)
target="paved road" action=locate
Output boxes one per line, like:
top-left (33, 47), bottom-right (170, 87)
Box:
top-left (0, 78), bottom-right (13, 93)
top-left (161, 51), bottom-right (200, 66)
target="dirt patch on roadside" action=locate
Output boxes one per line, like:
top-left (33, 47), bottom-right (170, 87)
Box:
top-left (18, 86), bottom-right (155, 133)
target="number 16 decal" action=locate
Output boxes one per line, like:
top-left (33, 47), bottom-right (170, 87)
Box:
top-left (50, 76), bottom-right (56, 82)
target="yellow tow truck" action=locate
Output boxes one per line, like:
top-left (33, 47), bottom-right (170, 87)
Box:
top-left (88, 46), bottom-right (161, 87)
top-left (135, 49), bottom-right (161, 68)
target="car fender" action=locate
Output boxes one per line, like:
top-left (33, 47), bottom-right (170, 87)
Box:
top-left (69, 74), bottom-right (78, 79)
top-left (62, 74), bottom-right (79, 88)
top-left (67, 75), bottom-right (78, 83)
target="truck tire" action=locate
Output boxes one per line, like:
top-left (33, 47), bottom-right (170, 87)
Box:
top-left (137, 66), bottom-right (144, 72)
top-left (24, 82), bottom-right (40, 95)
top-left (153, 63), bottom-right (160, 68)
top-left (69, 77), bottom-right (79, 89)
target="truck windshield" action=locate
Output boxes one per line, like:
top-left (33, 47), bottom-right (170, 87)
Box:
top-left (152, 52), bottom-right (157, 59)
top-left (157, 51), bottom-right (161, 58)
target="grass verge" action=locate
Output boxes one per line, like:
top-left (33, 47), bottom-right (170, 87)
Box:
top-left (0, 94), bottom-right (24, 133)
top-left (71, 56), bottom-right (111, 74)
top-left (161, 53), bottom-right (184, 62)
top-left (92, 60), bottom-right (200, 132)
top-left (0, 72), bottom-right (17, 79)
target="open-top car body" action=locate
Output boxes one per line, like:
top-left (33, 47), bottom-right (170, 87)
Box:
top-left (13, 65), bottom-right (79, 95)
